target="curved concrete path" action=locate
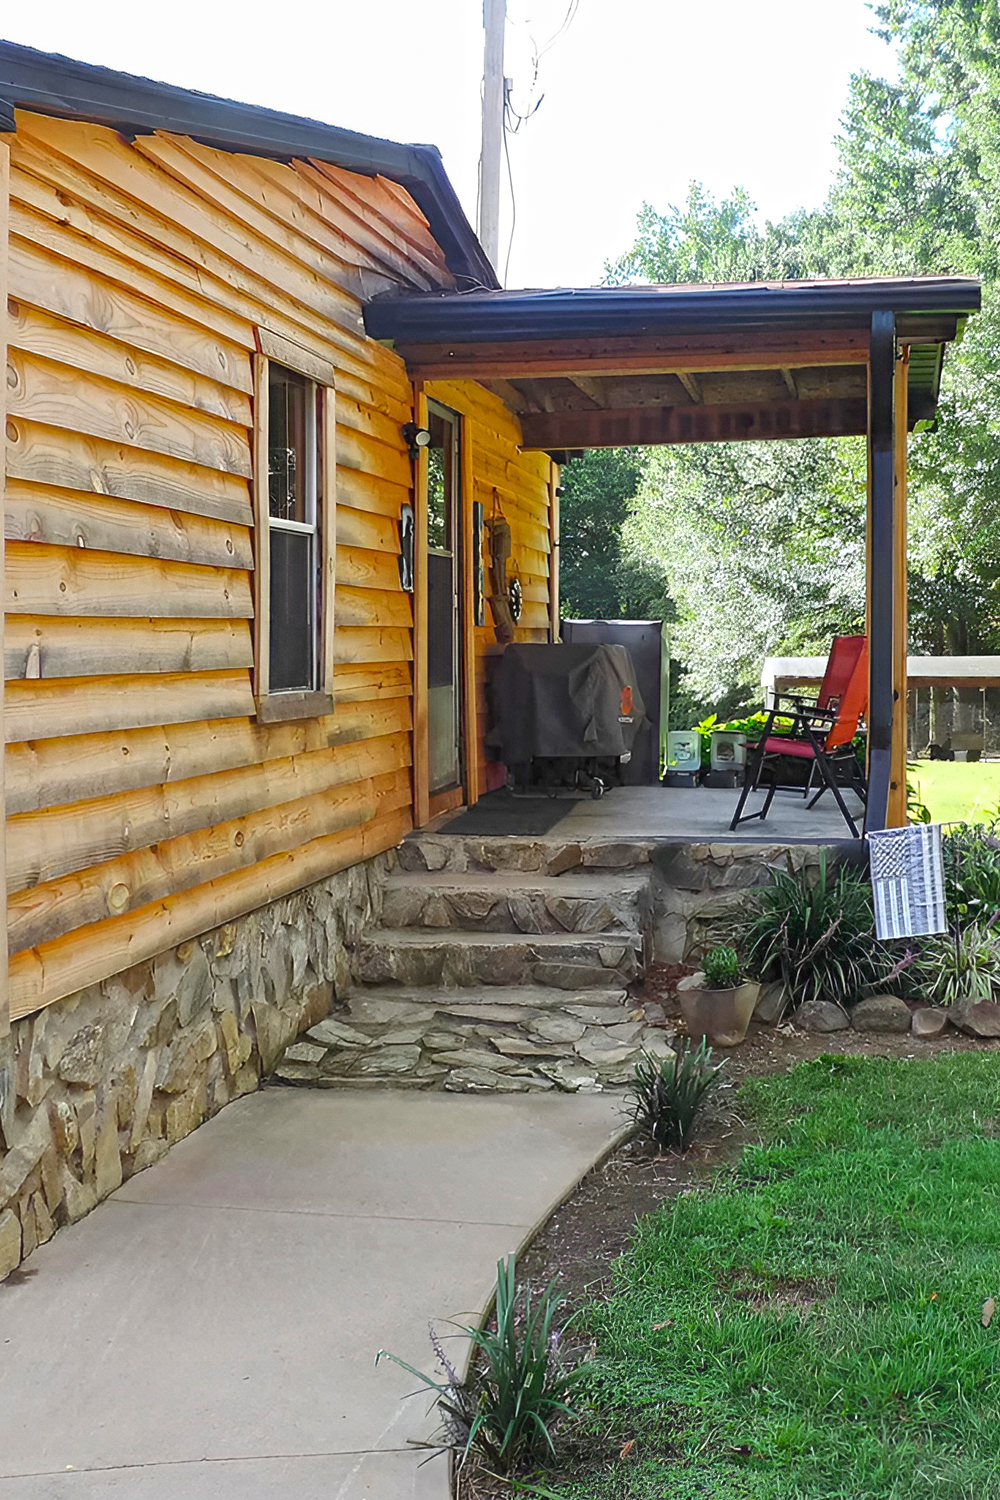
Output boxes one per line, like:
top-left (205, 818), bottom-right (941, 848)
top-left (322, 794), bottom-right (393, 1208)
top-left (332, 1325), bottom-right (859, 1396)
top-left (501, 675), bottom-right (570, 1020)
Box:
top-left (0, 1088), bottom-right (622, 1498)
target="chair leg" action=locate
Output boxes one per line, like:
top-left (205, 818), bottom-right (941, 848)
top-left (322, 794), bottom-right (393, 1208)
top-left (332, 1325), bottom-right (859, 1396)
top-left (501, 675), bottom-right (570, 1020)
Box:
top-left (813, 750), bottom-right (860, 837)
top-left (730, 744), bottom-right (768, 829)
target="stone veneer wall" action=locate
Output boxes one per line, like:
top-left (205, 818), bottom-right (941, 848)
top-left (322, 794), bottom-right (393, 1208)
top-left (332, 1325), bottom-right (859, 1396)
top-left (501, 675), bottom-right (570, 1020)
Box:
top-left (651, 843), bottom-right (826, 962)
top-left (0, 851), bottom-right (394, 1280)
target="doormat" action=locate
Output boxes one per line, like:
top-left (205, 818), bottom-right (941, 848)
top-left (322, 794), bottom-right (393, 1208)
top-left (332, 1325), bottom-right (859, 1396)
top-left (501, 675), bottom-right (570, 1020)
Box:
top-left (441, 793), bottom-right (574, 837)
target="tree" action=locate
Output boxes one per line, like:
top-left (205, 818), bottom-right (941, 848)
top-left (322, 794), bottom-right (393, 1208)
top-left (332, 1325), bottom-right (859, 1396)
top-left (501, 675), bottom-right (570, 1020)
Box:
top-left (557, 448), bottom-right (672, 620)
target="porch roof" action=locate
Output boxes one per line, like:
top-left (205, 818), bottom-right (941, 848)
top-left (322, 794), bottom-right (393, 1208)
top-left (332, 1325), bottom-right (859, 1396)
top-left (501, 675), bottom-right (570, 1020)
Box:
top-left (365, 275), bottom-right (981, 451)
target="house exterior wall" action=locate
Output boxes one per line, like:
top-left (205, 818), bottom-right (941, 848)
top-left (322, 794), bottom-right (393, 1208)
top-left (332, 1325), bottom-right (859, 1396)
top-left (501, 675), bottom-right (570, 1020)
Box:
top-left (0, 110), bottom-right (557, 1274)
top-left (3, 106), bottom-right (458, 1026)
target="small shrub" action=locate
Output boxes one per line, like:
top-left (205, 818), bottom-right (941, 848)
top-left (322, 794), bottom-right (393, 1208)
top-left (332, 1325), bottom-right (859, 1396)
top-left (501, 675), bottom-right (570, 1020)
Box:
top-left (702, 944), bottom-right (741, 989)
top-left (942, 816), bottom-right (1000, 927)
top-left (628, 1038), bottom-right (724, 1152)
top-left (376, 1255), bottom-right (589, 1473)
top-left (728, 851), bottom-right (895, 1011)
top-left (913, 921), bottom-right (1000, 1007)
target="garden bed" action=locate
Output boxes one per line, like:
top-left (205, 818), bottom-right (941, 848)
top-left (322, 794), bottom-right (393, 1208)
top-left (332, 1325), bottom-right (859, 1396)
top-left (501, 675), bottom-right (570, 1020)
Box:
top-left (460, 1038), bottom-right (1000, 1500)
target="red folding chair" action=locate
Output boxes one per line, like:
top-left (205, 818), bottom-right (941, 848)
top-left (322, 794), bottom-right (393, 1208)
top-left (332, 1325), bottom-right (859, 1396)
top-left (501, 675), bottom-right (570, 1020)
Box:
top-left (730, 635), bottom-right (869, 837)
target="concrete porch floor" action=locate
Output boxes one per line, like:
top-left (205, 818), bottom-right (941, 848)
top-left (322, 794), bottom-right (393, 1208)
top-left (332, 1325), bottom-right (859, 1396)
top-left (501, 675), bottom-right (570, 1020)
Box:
top-left (453, 783), bottom-right (866, 843)
top-left (0, 1089), bottom-right (621, 1498)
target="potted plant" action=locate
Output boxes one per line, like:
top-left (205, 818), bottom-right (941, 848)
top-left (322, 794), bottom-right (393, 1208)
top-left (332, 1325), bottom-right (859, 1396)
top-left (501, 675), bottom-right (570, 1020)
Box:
top-left (676, 945), bottom-right (760, 1047)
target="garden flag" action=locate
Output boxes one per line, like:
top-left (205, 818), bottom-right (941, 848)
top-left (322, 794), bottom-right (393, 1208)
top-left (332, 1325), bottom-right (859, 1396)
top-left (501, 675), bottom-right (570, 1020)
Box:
top-left (867, 823), bottom-right (947, 941)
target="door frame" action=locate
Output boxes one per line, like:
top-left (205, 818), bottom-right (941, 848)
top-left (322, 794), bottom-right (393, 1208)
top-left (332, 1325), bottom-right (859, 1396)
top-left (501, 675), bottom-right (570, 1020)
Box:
top-left (412, 387), bottom-right (474, 826)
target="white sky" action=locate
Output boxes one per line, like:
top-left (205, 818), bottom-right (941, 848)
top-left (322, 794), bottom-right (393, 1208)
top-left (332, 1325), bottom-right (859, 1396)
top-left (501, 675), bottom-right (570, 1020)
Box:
top-left (3, 0), bottom-right (895, 287)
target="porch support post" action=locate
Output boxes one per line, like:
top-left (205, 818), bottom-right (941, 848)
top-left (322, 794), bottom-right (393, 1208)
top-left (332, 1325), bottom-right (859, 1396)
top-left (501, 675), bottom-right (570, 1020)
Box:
top-left (889, 346), bottom-right (909, 825)
top-left (867, 310), bottom-right (896, 832)
top-left (548, 460), bottom-right (561, 642)
top-left (412, 384), bottom-right (430, 828)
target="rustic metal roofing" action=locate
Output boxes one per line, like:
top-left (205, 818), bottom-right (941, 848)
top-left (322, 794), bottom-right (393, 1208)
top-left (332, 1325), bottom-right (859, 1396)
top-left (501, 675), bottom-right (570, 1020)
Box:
top-left (0, 38), bottom-right (499, 291)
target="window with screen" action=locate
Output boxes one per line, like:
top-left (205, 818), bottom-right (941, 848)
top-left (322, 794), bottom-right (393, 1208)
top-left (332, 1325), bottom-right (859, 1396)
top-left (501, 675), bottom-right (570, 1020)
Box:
top-left (268, 365), bottom-right (319, 692)
top-left (252, 339), bottom-right (336, 720)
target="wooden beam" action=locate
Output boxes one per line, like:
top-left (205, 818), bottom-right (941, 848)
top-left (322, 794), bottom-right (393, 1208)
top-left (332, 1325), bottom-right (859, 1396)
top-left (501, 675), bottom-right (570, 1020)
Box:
top-left (565, 374), bottom-right (605, 407)
top-left (488, 377), bottom-right (530, 412)
top-left (0, 140), bottom-right (9, 1037)
top-left (412, 384), bottom-right (430, 827)
top-left (397, 328), bottom-right (870, 380)
top-left (780, 367), bottom-right (798, 399)
top-left (459, 413), bottom-right (479, 808)
top-left (866, 311), bottom-right (896, 833)
top-left (676, 372), bottom-right (700, 404)
top-left (519, 397), bottom-right (868, 450)
top-left (889, 347), bottom-right (909, 826)
top-left (549, 462), bottom-right (560, 642)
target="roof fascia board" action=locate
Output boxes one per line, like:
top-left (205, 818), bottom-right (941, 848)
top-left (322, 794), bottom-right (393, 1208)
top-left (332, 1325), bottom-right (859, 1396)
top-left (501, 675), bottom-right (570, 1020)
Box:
top-left (0, 40), bottom-right (499, 290)
top-left (364, 279), bottom-right (980, 343)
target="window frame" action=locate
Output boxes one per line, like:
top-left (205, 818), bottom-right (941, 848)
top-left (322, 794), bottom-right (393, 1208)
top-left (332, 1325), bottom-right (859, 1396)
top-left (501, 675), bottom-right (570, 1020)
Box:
top-left (252, 331), bottom-right (337, 723)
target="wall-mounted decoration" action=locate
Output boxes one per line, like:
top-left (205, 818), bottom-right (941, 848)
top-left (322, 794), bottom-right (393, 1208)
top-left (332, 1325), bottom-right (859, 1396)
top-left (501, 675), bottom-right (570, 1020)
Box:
top-left (508, 573), bottom-right (523, 624)
top-left (398, 502), bottom-right (414, 592)
top-left (485, 507), bottom-right (515, 644)
top-left (473, 500), bottom-right (485, 627)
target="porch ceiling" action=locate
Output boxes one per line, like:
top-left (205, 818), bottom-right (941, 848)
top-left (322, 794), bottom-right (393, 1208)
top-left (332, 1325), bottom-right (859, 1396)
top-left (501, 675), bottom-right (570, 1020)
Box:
top-left (365, 275), bottom-right (981, 451)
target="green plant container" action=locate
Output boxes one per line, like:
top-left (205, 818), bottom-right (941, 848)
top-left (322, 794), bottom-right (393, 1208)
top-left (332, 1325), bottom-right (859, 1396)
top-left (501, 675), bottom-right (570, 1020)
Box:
top-left (677, 973), bottom-right (761, 1046)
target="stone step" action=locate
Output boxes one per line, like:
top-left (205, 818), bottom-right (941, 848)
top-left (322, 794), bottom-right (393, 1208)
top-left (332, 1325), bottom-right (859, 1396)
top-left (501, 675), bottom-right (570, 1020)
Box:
top-left (381, 869), bottom-right (652, 935)
top-left (397, 834), bottom-right (654, 876)
top-left (352, 929), bottom-right (643, 990)
top-left (272, 984), bottom-right (675, 1095)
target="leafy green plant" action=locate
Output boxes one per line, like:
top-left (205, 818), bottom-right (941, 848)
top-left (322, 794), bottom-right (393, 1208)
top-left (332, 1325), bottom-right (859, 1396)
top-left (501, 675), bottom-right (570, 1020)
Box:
top-left (727, 851), bottom-right (898, 1011)
top-left (942, 816), bottom-right (1000, 927)
top-left (376, 1255), bottom-right (590, 1473)
top-left (627, 1038), bottom-right (725, 1152)
top-left (702, 945), bottom-right (742, 989)
top-left (913, 921), bottom-right (1000, 1007)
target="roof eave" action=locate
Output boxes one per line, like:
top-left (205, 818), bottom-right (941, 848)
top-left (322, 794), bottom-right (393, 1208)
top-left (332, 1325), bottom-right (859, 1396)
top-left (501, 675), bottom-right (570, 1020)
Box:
top-left (0, 39), bottom-right (499, 291)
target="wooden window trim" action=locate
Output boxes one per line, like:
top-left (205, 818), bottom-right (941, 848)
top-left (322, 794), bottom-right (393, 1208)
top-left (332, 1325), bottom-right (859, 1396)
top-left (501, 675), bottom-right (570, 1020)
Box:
top-left (252, 340), bottom-right (336, 721)
top-left (0, 143), bottom-right (9, 1038)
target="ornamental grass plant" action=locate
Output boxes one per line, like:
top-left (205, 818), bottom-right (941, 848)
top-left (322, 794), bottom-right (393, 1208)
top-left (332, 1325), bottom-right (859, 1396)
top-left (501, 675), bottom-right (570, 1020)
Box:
top-left (377, 1255), bottom-right (591, 1475)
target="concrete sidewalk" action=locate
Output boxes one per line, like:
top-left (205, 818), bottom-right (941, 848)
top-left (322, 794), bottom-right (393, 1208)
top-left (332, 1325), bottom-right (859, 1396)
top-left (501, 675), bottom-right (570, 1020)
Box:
top-left (0, 1088), bottom-right (622, 1498)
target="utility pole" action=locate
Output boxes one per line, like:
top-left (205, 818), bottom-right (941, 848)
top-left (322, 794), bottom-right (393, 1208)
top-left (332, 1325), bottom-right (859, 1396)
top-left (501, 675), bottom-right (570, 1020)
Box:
top-left (479, 0), bottom-right (505, 274)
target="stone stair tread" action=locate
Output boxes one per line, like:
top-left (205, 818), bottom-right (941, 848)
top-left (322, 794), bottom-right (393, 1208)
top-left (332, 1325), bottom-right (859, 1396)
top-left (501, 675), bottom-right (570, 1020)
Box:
top-left (383, 870), bottom-right (649, 893)
top-left (343, 985), bottom-right (630, 1009)
top-left (357, 928), bottom-right (641, 949)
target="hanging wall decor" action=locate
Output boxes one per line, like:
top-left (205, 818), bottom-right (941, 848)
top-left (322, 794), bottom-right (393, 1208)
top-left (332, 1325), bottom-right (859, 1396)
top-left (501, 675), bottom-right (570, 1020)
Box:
top-left (398, 502), bottom-right (414, 592)
top-left (473, 500), bottom-right (485, 627)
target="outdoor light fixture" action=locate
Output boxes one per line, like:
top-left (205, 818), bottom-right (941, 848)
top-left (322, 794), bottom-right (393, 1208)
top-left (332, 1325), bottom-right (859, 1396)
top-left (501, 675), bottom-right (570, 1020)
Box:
top-left (402, 422), bottom-right (432, 460)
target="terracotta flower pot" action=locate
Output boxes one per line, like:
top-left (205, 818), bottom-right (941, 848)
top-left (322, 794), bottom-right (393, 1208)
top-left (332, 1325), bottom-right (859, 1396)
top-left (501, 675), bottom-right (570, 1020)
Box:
top-left (677, 973), bottom-right (761, 1047)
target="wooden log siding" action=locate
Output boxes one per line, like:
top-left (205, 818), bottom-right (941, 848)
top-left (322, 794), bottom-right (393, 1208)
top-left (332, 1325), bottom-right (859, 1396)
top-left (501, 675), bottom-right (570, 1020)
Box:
top-left (423, 379), bottom-right (555, 796)
top-left (2, 108), bottom-right (456, 1018)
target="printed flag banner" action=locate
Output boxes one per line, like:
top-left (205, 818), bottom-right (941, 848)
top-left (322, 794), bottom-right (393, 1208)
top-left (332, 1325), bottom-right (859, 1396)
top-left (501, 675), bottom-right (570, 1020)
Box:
top-left (868, 823), bottom-right (947, 941)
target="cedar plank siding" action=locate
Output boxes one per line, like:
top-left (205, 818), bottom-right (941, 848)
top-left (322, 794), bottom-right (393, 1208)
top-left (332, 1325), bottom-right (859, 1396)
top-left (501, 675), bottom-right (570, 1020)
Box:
top-left (3, 109), bottom-right (555, 1023)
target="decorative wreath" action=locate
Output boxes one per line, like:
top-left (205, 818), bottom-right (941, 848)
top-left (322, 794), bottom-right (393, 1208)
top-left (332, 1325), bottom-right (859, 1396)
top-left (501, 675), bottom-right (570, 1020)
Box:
top-left (508, 575), bottom-right (523, 624)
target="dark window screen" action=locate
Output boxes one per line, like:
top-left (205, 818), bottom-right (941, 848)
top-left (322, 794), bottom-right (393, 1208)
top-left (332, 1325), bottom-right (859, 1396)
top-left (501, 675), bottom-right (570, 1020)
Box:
top-left (269, 367), bottom-right (310, 523)
top-left (269, 528), bottom-right (314, 691)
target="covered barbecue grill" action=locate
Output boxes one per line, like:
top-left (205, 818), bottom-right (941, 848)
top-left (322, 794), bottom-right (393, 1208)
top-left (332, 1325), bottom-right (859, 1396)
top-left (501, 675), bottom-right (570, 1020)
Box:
top-left (487, 642), bottom-right (647, 796)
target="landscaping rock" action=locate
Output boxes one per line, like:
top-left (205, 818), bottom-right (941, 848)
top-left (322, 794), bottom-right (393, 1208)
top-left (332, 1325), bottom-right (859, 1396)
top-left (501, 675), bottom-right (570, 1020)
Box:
top-left (573, 1034), bottom-right (640, 1067)
top-left (537, 1060), bottom-right (600, 1092)
top-left (795, 1000), bottom-right (850, 1033)
top-left (753, 982), bottom-right (788, 1025)
top-left (850, 995), bottom-right (912, 1033)
top-left (283, 1041), bottom-right (328, 1064)
top-left (444, 1067), bottom-right (528, 1093)
top-left (529, 1015), bottom-right (587, 1043)
top-left (0, 1209), bottom-right (22, 1281)
top-left (952, 1000), bottom-right (1000, 1038)
top-left (911, 1007), bottom-right (950, 1039)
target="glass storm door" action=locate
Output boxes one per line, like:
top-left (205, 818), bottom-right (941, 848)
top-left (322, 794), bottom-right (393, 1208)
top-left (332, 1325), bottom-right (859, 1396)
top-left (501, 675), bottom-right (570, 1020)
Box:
top-left (426, 403), bottom-right (462, 794)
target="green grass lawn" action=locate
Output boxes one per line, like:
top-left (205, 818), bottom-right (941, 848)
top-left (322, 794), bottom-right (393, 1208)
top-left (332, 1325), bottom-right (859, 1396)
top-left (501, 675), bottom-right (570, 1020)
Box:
top-left (908, 759), bottom-right (1000, 826)
top-left (552, 1055), bottom-right (1000, 1500)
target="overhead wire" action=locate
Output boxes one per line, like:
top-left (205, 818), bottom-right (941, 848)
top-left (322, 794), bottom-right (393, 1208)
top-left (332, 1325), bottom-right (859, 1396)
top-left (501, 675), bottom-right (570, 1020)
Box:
top-left (500, 0), bottom-right (579, 283)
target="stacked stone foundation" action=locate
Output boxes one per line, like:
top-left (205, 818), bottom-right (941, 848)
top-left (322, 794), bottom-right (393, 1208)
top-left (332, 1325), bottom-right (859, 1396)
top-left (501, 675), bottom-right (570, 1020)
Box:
top-left (0, 852), bottom-right (392, 1280)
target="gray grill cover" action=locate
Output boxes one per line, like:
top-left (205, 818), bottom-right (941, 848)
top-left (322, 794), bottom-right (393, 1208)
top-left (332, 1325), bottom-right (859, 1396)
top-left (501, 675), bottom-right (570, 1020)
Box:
top-left (487, 643), bottom-right (647, 762)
